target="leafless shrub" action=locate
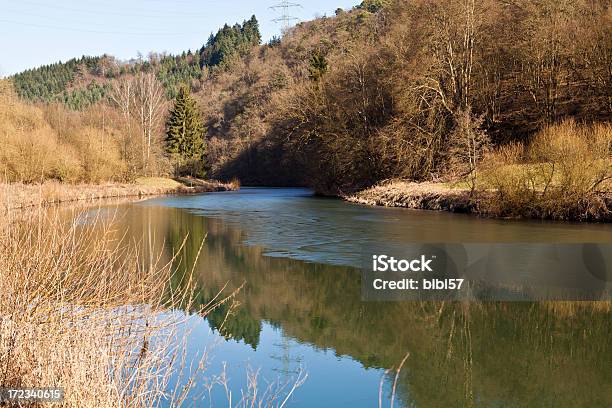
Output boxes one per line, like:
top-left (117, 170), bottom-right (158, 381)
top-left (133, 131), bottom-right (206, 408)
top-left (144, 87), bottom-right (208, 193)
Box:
top-left (480, 120), bottom-right (612, 219)
top-left (448, 108), bottom-right (490, 189)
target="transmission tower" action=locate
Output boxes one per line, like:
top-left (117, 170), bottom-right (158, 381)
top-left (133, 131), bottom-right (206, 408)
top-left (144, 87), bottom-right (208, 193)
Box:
top-left (270, 1), bottom-right (301, 30)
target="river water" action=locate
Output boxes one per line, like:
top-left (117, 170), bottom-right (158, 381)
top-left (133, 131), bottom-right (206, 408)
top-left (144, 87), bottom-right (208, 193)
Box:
top-left (96, 188), bottom-right (611, 407)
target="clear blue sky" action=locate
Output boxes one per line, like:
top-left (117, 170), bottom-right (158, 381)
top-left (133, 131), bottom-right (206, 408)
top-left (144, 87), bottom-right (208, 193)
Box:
top-left (0, 0), bottom-right (358, 77)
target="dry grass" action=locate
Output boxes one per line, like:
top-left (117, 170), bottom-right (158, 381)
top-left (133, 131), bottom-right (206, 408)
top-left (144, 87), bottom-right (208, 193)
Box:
top-left (349, 122), bottom-right (612, 221)
top-left (0, 206), bottom-right (305, 407)
top-left (228, 177), bottom-right (241, 190)
top-left (134, 177), bottom-right (184, 188)
top-left (0, 206), bottom-right (203, 407)
top-left (0, 177), bottom-right (237, 211)
top-left (480, 120), bottom-right (612, 220)
top-left (346, 180), bottom-right (473, 213)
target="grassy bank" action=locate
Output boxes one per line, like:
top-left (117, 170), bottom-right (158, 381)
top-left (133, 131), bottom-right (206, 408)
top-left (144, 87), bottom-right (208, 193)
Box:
top-left (0, 177), bottom-right (238, 211)
top-left (346, 180), bottom-right (474, 212)
top-left (348, 179), bottom-right (612, 222)
top-left (348, 122), bottom-right (612, 222)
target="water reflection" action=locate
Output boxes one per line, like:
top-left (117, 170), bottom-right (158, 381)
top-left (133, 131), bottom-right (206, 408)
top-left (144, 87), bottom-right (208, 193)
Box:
top-left (100, 190), bottom-right (611, 407)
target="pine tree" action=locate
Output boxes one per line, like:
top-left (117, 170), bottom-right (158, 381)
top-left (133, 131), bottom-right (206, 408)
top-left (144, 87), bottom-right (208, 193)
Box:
top-left (200, 16), bottom-right (262, 69)
top-left (243, 15), bottom-right (262, 46)
top-left (308, 51), bottom-right (328, 82)
top-left (165, 86), bottom-right (206, 177)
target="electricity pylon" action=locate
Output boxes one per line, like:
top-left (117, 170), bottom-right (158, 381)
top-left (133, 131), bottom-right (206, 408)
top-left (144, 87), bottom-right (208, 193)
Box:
top-left (270, 1), bottom-right (301, 30)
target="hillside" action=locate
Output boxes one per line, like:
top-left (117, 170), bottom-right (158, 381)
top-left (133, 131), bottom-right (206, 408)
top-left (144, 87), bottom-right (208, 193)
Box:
top-left (6, 0), bottom-right (612, 193)
top-left (197, 0), bottom-right (612, 191)
top-left (11, 16), bottom-right (261, 108)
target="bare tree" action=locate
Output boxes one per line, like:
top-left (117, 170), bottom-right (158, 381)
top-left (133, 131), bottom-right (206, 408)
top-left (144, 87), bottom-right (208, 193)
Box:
top-left (428, 0), bottom-right (484, 112)
top-left (109, 77), bottom-right (134, 130)
top-left (134, 73), bottom-right (167, 173)
top-left (521, 0), bottom-right (575, 123)
top-left (110, 73), bottom-right (167, 175)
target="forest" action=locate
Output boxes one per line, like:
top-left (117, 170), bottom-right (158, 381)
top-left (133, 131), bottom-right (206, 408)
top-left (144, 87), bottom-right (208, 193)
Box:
top-left (3, 0), bottom-right (612, 203)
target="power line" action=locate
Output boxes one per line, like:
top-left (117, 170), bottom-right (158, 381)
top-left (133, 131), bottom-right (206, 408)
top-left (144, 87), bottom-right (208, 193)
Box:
top-left (14, 0), bottom-right (221, 20)
top-left (269, 1), bottom-right (301, 31)
top-left (0, 19), bottom-right (202, 36)
top-left (2, 8), bottom-right (203, 32)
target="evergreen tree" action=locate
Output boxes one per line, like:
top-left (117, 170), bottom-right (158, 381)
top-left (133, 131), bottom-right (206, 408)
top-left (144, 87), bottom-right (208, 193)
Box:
top-left (200, 16), bottom-right (262, 69)
top-left (243, 15), bottom-right (262, 45)
top-left (165, 86), bottom-right (206, 176)
top-left (308, 51), bottom-right (328, 82)
top-left (357, 0), bottom-right (388, 13)
top-left (11, 55), bottom-right (106, 105)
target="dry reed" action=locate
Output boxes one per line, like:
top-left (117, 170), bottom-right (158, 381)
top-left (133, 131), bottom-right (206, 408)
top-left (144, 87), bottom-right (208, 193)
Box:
top-left (0, 203), bottom-right (305, 407)
top-left (0, 178), bottom-right (236, 212)
top-left (0, 206), bottom-right (204, 407)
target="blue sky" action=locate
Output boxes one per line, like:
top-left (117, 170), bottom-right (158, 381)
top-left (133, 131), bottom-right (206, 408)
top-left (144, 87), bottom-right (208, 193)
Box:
top-left (0, 0), bottom-right (358, 77)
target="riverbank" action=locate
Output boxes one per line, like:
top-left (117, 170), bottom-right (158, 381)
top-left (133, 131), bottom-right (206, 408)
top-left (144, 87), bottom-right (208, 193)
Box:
top-left (0, 177), bottom-right (239, 211)
top-left (345, 181), bottom-right (475, 213)
top-left (346, 180), bottom-right (612, 222)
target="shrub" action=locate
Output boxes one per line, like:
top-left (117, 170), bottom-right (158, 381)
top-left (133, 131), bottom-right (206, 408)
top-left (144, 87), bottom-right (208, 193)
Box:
top-left (480, 121), bottom-right (612, 220)
top-left (0, 81), bottom-right (82, 182)
top-left (357, 0), bottom-right (389, 13)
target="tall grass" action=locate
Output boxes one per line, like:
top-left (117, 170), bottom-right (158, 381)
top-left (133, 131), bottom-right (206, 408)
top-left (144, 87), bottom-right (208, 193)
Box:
top-left (0, 204), bottom-right (306, 407)
top-left (480, 120), bottom-right (612, 220)
top-left (0, 207), bottom-right (202, 406)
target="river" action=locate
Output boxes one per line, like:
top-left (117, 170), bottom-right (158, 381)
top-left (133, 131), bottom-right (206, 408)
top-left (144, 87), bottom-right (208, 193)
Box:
top-left (90, 188), bottom-right (611, 407)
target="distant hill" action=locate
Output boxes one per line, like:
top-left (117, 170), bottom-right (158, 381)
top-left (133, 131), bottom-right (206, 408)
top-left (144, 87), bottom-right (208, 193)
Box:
top-left (11, 15), bottom-right (262, 109)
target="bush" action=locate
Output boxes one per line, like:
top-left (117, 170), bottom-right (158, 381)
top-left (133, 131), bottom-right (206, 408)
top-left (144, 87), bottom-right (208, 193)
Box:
top-left (357, 0), bottom-right (389, 13)
top-left (0, 81), bottom-right (82, 182)
top-left (480, 121), bottom-right (612, 220)
top-left (69, 126), bottom-right (127, 183)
